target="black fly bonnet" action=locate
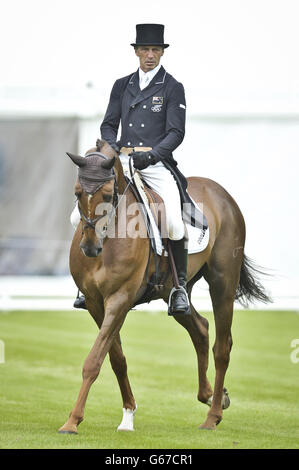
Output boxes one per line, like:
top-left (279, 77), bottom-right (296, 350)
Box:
top-left (67, 151), bottom-right (115, 194)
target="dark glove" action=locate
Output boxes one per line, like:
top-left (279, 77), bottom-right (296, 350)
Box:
top-left (110, 142), bottom-right (120, 154)
top-left (129, 151), bottom-right (158, 170)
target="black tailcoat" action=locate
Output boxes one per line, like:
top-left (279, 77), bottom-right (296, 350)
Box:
top-left (100, 66), bottom-right (186, 166)
top-left (100, 67), bottom-right (208, 230)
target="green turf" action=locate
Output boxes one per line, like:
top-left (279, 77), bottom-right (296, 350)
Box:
top-left (0, 308), bottom-right (298, 449)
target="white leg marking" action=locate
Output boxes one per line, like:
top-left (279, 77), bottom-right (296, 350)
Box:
top-left (117, 404), bottom-right (137, 432)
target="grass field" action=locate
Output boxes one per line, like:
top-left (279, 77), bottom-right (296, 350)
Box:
top-left (0, 308), bottom-right (298, 449)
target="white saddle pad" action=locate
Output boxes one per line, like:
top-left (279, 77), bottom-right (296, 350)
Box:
top-left (132, 171), bottom-right (209, 256)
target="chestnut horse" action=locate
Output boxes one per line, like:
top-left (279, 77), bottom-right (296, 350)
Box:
top-left (59, 140), bottom-right (270, 434)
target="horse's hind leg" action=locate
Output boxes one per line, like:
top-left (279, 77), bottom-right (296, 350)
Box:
top-left (173, 301), bottom-right (213, 405)
top-left (109, 334), bottom-right (137, 431)
top-left (199, 254), bottom-right (240, 430)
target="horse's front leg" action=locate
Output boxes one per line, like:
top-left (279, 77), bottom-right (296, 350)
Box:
top-left (58, 292), bottom-right (131, 434)
top-left (109, 334), bottom-right (137, 431)
top-left (85, 298), bottom-right (137, 431)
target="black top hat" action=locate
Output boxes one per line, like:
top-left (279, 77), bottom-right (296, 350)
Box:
top-left (131, 24), bottom-right (169, 48)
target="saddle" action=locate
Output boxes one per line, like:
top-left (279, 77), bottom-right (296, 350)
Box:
top-left (125, 170), bottom-right (169, 296)
top-left (120, 148), bottom-right (209, 305)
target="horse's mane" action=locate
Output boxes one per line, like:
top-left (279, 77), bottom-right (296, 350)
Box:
top-left (96, 139), bottom-right (109, 152)
top-left (95, 139), bottom-right (127, 192)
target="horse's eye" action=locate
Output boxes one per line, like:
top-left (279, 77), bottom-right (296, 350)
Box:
top-left (103, 193), bottom-right (112, 202)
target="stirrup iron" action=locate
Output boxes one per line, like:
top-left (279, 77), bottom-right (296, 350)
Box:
top-left (168, 285), bottom-right (191, 316)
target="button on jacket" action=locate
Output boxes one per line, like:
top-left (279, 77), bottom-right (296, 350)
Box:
top-left (100, 66), bottom-right (186, 165)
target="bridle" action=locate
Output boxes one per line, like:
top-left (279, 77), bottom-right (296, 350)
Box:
top-left (77, 151), bottom-right (134, 241)
top-left (76, 152), bottom-right (118, 237)
top-left (78, 203), bottom-right (111, 232)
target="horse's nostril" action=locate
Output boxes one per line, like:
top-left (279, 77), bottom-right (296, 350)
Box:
top-left (81, 246), bottom-right (96, 258)
top-left (80, 242), bottom-right (102, 258)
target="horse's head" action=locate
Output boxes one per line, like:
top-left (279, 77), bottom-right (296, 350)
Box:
top-left (67, 144), bottom-right (117, 257)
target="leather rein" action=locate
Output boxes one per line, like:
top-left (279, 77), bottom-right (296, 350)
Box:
top-left (77, 151), bottom-right (160, 292)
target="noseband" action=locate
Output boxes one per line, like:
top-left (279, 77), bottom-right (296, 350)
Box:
top-left (78, 204), bottom-right (110, 232)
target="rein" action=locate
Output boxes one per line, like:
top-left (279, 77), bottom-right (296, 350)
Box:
top-left (78, 151), bottom-right (161, 293)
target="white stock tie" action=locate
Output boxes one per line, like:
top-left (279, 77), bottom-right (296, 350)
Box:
top-left (140, 74), bottom-right (150, 91)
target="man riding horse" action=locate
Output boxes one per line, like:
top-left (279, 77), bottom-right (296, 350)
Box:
top-left (74, 23), bottom-right (191, 315)
top-left (62, 24), bottom-right (271, 434)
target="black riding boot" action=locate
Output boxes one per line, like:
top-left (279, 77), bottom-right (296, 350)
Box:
top-left (168, 237), bottom-right (191, 315)
top-left (73, 290), bottom-right (87, 309)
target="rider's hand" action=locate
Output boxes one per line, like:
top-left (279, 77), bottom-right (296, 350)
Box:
top-left (129, 151), bottom-right (158, 170)
top-left (111, 142), bottom-right (121, 154)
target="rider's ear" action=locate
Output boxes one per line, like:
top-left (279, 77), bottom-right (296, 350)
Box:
top-left (66, 152), bottom-right (86, 167)
top-left (101, 156), bottom-right (116, 170)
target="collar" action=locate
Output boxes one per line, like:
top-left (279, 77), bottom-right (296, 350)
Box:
top-left (127, 66), bottom-right (168, 105)
top-left (138, 64), bottom-right (162, 84)
top-left (129, 65), bottom-right (166, 86)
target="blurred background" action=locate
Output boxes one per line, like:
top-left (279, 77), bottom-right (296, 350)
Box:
top-left (0, 0), bottom-right (298, 311)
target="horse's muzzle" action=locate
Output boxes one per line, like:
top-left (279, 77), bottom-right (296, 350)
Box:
top-left (80, 242), bottom-right (102, 258)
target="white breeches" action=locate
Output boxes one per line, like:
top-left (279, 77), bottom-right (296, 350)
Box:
top-left (120, 153), bottom-right (185, 240)
top-left (70, 204), bottom-right (80, 229)
top-left (70, 154), bottom-right (185, 241)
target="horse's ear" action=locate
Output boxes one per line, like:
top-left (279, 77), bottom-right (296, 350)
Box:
top-left (101, 156), bottom-right (116, 170)
top-left (66, 152), bottom-right (86, 167)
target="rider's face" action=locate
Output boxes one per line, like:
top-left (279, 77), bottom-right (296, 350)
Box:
top-left (135, 46), bottom-right (164, 73)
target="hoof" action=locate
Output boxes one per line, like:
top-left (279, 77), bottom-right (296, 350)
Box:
top-left (206, 388), bottom-right (230, 410)
top-left (58, 415), bottom-right (83, 435)
top-left (222, 388), bottom-right (230, 409)
top-left (58, 429), bottom-right (78, 435)
top-left (199, 420), bottom-right (217, 430)
top-left (199, 410), bottom-right (222, 430)
top-left (199, 417), bottom-right (221, 430)
top-left (58, 422), bottom-right (79, 434)
top-left (117, 427), bottom-right (135, 432)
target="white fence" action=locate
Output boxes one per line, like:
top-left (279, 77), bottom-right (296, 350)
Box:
top-left (0, 275), bottom-right (297, 312)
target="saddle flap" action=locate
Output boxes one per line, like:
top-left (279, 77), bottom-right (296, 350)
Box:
top-left (142, 182), bottom-right (167, 240)
top-left (126, 167), bottom-right (209, 256)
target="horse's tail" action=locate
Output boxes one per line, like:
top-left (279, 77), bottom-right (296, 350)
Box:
top-left (235, 254), bottom-right (272, 307)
